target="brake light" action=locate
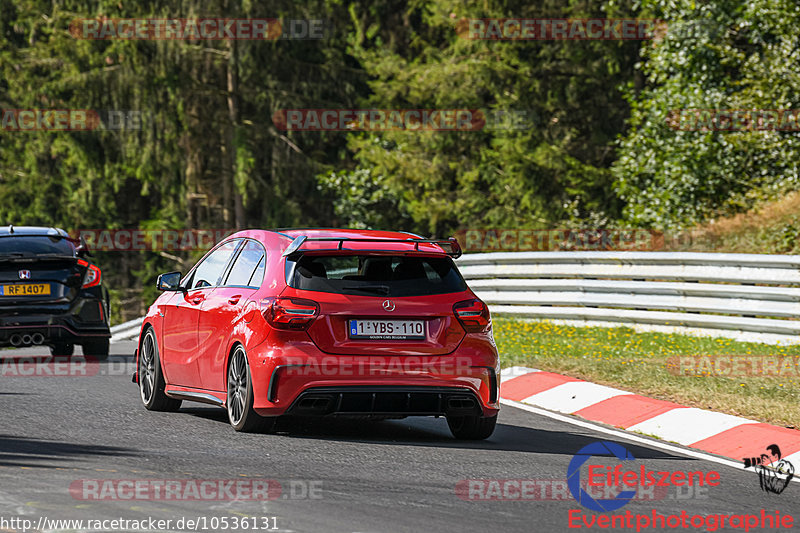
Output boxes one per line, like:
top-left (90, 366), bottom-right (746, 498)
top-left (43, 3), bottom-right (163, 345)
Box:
top-left (261, 297), bottom-right (319, 330)
top-left (453, 299), bottom-right (490, 332)
top-left (78, 259), bottom-right (102, 288)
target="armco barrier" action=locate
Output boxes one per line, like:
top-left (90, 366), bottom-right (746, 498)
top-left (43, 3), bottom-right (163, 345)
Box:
top-left (456, 251), bottom-right (800, 345)
top-left (109, 316), bottom-right (143, 342)
top-left (112, 252), bottom-right (800, 345)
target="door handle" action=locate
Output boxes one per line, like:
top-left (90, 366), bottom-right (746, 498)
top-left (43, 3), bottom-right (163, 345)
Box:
top-left (191, 297), bottom-right (204, 305)
top-left (228, 295), bottom-right (242, 305)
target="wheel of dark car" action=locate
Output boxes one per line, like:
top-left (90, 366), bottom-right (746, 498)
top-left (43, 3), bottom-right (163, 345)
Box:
top-left (82, 338), bottom-right (110, 361)
top-left (227, 345), bottom-right (275, 433)
top-left (139, 328), bottom-right (182, 412)
top-left (49, 343), bottom-right (75, 357)
top-left (446, 413), bottom-right (497, 440)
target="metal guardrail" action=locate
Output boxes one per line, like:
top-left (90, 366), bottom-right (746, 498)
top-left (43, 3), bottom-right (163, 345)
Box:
top-left (110, 251), bottom-right (800, 345)
top-left (109, 317), bottom-right (143, 342)
top-left (457, 251), bottom-right (800, 344)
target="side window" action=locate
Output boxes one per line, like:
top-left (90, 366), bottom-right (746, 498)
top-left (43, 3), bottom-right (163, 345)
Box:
top-left (188, 240), bottom-right (240, 289)
top-left (223, 240), bottom-right (266, 288)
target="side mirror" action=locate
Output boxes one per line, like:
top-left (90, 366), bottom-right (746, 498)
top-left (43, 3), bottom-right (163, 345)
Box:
top-left (157, 271), bottom-right (183, 291)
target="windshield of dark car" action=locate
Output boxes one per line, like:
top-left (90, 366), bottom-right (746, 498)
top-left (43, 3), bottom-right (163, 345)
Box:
top-left (288, 254), bottom-right (467, 297)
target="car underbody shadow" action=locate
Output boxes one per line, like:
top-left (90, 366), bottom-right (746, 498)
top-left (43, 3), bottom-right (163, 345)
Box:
top-left (178, 406), bottom-right (688, 460)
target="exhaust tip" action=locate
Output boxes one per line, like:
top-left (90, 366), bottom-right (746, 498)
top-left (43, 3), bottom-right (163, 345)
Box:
top-left (21, 334), bottom-right (32, 346)
top-left (31, 333), bottom-right (44, 345)
top-left (447, 396), bottom-right (477, 411)
top-left (296, 395), bottom-right (334, 413)
top-left (9, 334), bottom-right (21, 347)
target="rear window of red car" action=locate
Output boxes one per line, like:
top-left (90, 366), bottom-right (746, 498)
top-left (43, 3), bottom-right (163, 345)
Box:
top-left (287, 254), bottom-right (467, 297)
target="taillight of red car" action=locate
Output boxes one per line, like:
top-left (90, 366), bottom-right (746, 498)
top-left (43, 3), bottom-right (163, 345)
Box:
top-left (453, 298), bottom-right (491, 332)
top-left (77, 259), bottom-right (102, 288)
top-left (261, 297), bottom-right (319, 330)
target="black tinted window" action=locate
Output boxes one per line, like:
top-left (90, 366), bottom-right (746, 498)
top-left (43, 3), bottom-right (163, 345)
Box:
top-left (0, 236), bottom-right (75, 256)
top-left (289, 255), bottom-right (467, 297)
top-left (188, 240), bottom-right (239, 289)
top-left (224, 240), bottom-right (265, 288)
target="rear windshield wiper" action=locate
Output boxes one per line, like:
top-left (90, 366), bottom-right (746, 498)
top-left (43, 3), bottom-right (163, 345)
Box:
top-left (343, 284), bottom-right (391, 295)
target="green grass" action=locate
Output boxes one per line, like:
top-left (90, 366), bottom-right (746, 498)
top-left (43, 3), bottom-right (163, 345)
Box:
top-left (493, 318), bottom-right (800, 429)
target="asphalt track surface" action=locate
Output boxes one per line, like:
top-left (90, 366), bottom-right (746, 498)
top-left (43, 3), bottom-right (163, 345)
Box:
top-left (1, 340), bottom-right (799, 533)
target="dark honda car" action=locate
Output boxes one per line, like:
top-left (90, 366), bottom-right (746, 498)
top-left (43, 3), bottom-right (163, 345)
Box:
top-left (0, 226), bottom-right (110, 358)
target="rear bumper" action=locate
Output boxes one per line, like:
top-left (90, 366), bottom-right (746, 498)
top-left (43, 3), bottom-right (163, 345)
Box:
top-left (286, 386), bottom-right (484, 417)
top-left (249, 346), bottom-right (500, 418)
top-left (0, 297), bottom-right (110, 347)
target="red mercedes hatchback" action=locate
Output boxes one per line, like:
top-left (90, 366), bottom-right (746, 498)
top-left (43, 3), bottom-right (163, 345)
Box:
top-left (134, 229), bottom-right (500, 439)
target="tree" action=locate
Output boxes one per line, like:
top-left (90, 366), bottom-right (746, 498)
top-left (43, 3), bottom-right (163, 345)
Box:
top-left (612, 0), bottom-right (800, 229)
top-left (325, 0), bottom-right (640, 236)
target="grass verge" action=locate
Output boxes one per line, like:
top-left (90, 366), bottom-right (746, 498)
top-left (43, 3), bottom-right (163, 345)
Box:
top-left (493, 318), bottom-right (800, 429)
top-left (672, 190), bottom-right (800, 254)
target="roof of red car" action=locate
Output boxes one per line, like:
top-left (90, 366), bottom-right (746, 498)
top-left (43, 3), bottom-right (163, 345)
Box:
top-left (280, 228), bottom-right (422, 241)
top-left (223, 228), bottom-right (456, 256)
top-left (271, 228), bottom-right (451, 256)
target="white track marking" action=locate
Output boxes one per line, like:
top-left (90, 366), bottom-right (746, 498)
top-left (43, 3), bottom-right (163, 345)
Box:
top-left (500, 397), bottom-right (800, 484)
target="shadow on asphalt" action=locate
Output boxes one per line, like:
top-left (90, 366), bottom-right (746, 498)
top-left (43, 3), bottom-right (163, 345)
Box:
top-left (0, 353), bottom-right (134, 363)
top-left (0, 434), bottom-right (138, 468)
top-left (179, 407), bottom-right (688, 460)
top-left (0, 337), bottom-right (134, 361)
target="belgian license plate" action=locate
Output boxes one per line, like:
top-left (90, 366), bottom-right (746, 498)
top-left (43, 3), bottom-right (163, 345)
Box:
top-left (1, 283), bottom-right (50, 296)
top-left (349, 319), bottom-right (425, 340)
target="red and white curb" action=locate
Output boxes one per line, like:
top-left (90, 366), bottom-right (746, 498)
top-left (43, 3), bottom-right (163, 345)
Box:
top-left (500, 366), bottom-right (800, 466)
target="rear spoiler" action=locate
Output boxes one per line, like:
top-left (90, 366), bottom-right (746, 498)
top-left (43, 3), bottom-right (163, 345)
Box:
top-left (282, 236), bottom-right (462, 259)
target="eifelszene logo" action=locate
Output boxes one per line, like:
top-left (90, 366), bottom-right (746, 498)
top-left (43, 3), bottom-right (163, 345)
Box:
top-left (568, 441), bottom-right (637, 512)
top-left (743, 444), bottom-right (795, 494)
top-left (567, 441), bottom-right (720, 512)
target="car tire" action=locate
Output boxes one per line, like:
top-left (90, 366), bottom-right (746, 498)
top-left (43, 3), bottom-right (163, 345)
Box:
top-left (138, 328), bottom-right (182, 412)
top-left (446, 413), bottom-right (497, 440)
top-left (227, 345), bottom-right (275, 433)
top-left (82, 338), bottom-right (110, 361)
top-left (50, 343), bottom-right (75, 357)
